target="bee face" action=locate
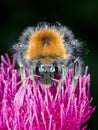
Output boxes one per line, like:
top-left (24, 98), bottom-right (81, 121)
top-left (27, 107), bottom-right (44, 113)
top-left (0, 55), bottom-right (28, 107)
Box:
top-left (12, 21), bottom-right (83, 86)
top-left (37, 64), bottom-right (55, 85)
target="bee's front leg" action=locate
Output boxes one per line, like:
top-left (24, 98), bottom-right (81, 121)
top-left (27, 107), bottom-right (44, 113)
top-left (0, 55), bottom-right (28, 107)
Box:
top-left (58, 65), bottom-right (66, 88)
top-left (16, 64), bottom-right (27, 86)
top-left (72, 57), bottom-right (81, 90)
top-left (18, 63), bottom-right (26, 82)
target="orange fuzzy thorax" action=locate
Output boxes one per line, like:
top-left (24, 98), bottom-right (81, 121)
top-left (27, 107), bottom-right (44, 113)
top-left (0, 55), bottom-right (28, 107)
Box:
top-left (25, 28), bottom-right (68, 62)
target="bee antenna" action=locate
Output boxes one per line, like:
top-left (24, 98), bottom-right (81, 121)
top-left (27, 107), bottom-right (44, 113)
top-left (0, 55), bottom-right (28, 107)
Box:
top-left (16, 74), bottom-right (40, 86)
top-left (51, 78), bottom-right (60, 83)
top-left (16, 78), bottom-right (27, 86)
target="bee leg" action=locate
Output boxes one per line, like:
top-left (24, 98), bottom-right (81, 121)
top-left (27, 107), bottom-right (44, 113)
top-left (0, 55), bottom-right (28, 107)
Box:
top-left (58, 65), bottom-right (66, 88)
top-left (29, 66), bottom-right (36, 84)
top-left (16, 64), bottom-right (27, 86)
top-left (19, 66), bottom-right (26, 82)
top-left (72, 58), bottom-right (80, 90)
top-left (72, 76), bottom-right (78, 92)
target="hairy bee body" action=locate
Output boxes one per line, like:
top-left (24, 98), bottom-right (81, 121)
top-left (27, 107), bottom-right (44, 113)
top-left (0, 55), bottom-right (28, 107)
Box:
top-left (12, 21), bottom-right (83, 86)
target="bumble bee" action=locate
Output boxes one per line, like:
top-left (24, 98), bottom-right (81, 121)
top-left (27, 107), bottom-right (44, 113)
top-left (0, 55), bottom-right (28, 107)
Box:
top-left (12, 20), bottom-right (83, 87)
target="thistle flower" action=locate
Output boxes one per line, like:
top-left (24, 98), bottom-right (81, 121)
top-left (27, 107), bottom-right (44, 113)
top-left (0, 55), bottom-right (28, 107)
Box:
top-left (0, 54), bottom-right (95, 130)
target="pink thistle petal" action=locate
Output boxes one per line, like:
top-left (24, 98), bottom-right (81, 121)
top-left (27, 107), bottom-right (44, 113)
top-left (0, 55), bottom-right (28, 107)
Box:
top-left (0, 54), bottom-right (96, 130)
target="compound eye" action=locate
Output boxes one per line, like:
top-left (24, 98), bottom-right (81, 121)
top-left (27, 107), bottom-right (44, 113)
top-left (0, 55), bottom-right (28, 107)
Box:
top-left (49, 65), bottom-right (55, 72)
top-left (39, 64), bottom-right (46, 72)
top-left (38, 64), bottom-right (55, 72)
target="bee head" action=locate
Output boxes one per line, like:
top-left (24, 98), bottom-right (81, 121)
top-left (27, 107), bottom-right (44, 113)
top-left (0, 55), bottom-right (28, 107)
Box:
top-left (37, 64), bottom-right (55, 85)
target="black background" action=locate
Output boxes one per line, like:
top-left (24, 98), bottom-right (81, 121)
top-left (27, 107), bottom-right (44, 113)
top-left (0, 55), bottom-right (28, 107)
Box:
top-left (0, 0), bottom-right (98, 129)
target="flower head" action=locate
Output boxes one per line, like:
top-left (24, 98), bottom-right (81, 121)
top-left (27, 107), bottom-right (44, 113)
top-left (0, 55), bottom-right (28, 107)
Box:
top-left (0, 54), bottom-right (95, 130)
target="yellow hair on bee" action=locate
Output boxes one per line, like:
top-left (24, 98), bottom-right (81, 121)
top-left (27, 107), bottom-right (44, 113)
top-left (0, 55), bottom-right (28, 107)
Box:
top-left (39, 57), bottom-right (55, 64)
top-left (25, 27), bottom-right (68, 60)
